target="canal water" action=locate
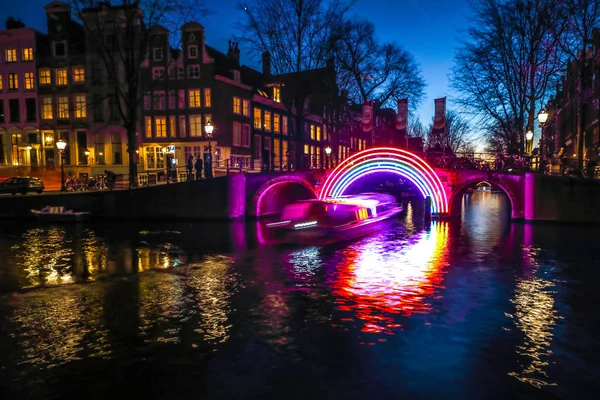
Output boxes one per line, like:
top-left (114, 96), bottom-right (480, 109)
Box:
top-left (1, 192), bottom-right (599, 399)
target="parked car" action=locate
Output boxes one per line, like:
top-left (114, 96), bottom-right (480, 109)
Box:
top-left (0, 177), bottom-right (45, 195)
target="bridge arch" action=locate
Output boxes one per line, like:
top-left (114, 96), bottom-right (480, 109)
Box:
top-left (253, 175), bottom-right (317, 217)
top-left (320, 147), bottom-right (449, 214)
top-left (449, 177), bottom-right (522, 219)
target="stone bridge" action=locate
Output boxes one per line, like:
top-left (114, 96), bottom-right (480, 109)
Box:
top-left (247, 168), bottom-right (526, 219)
top-left (248, 147), bottom-right (600, 222)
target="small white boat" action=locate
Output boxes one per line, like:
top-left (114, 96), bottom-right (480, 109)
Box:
top-left (31, 206), bottom-right (91, 222)
top-left (267, 193), bottom-right (403, 246)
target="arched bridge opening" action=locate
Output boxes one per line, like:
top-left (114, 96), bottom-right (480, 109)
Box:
top-left (253, 176), bottom-right (317, 218)
top-left (320, 147), bottom-right (449, 215)
top-left (449, 178), bottom-right (519, 220)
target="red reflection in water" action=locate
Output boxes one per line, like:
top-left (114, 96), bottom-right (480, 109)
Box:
top-left (331, 222), bottom-right (450, 334)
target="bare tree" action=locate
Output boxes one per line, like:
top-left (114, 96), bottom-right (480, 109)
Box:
top-left (236, 0), bottom-right (353, 74)
top-left (72, 0), bottom-right (208, 186)
top-left (451, 0), bottom-right (563, 154)
top-left (333, 17), bottom-right (426, 109)
top-left (425, 110), bottom-right (475, 154)
top-left (553, 0), bottom-right (600, 167)
top-left (407, 117), bottom-right (427, 140)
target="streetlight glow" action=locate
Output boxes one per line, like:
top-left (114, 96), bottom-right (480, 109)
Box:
top-left (56, 138), bottom-right (67, 151)
top-left (538, 109), bottom-right (548, 125)
top-left (526, 130), bottom-right (534, 141)
top-left (205, 121), bottom-right (214, 136)
top-left (325, 146), bottom-right (332, 155)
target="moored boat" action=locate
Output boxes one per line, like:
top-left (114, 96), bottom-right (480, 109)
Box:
top-left (31, 206), bottom-right (91, 222)
top-left (267, 192), bottom-right (403, 246)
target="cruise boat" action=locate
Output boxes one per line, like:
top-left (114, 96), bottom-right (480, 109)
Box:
top-left (267, 193), bottom-right (403, 246)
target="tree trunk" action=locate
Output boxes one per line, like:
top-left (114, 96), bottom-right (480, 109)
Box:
top-left (127, 127), bottom-right (138, 188)
top-left (577, 56), bottom-right (585, 170)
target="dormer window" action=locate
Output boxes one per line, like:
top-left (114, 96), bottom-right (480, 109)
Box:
top-left (153, 48), bottom-right (163, 61)
top-left (273, 86), bottom-right (281, 102)
top-left (233, 70), bottom-right (240, 82)
top-left (188, 45), bottom-right (198, 59)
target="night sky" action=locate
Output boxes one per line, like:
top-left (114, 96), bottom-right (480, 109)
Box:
top-left (1, 0), bottom-right (473, 125)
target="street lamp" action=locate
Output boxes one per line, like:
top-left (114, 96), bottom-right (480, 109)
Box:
top-left (325, 146), bottom-right (332, 169)
top-left (56, 138), bottom-right (67, 191)
top-left (526, 130), bottom-right (534, 155)
top-left (205, 121), bottom-right (214, 178)
top-left (538, 109), bottom-right (549, 171)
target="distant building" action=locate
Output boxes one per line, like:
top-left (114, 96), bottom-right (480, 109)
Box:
top-left (543, 27), bottom-right (600, 171)
top-left (0, 17), bottom-right (46, 170)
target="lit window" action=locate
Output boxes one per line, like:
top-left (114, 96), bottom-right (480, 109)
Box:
top-left (188, 45), bottom-right (198, 58)
top-left (204, 88), bottom-right (211, 108)
top-left (273, 86), bottom-right (281, 102)
top-left (155, 117), bottom-right (166, 138)
top-left (56, 69), bottom-right (68, 86)
top-left (75, 95), bottom-right (86, 118)
top-left (188, 65), bottom-right (200, 78)
top-left (264, 111), bottom-right (271, 131)
top-left (242, 99), bottom-right (249, 116)
top-left (169, 116), bottom-right (176, 137)
top-left (22, 48), bottom-right (33, 62)
top-left (73, 67), bottom-right (85, 83)
top-left (310, 124), bottom-right (315, 140)
top-left (273, 114), bottom-right (280, 133)
top-left (253, 108), bottom-right (261, 129)
top-left (40, 69), bottom-right (51, 84)
top-left (6, 49), bottom-right (17, 62)
top-left (0, 75), bottom-right (2, 91)
top-left (58, 96), bottom-right (69, 118)
top-left (233, 97), bottom-right (241, 114)
top-left (189, 89), bottom-right (201, 108)
top-left (42, 97), bottom-right (53, 119)
top-left (145, 117), bottom-right (152, 138)
top-left (316, 126), bottom-right (321, 141)
top-left (24, 72), bottom-right (34, 90)
top-left (189, 116), bottom-right (202, 136)
top-left (8, 73), bottom-right (18, 90)
top-left (283, 116), bottom-right (288, 135)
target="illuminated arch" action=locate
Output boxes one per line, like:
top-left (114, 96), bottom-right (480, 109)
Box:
top-left (320, 147), bottom-right (449, 214)
top-left (254, 176), bottom-right (317, 217)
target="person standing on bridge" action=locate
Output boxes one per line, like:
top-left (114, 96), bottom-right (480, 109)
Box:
top-left (194, 156), bottom-right (203, 180)
top-left (186, 155), bottom-right (194, 181)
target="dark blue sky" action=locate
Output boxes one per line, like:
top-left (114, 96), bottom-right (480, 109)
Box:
top-left (1, 0), bottom-right (473, 124)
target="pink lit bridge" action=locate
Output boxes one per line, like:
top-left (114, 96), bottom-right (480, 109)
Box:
top-left (248, 147), bottom-right (532, 220)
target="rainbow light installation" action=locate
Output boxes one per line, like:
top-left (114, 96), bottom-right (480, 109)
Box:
top-left (319, 147), bottom-right (449, 214)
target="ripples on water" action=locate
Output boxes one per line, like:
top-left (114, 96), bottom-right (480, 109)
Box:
top-left (1, 193), bottom-right (600, 399)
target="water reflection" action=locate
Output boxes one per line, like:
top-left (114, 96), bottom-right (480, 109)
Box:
top-left (10, 286), bottom-right (110, 367)
top-left (508, 225), bottom-right (560, 389)
top-left (331, 221), bottom-right (450, 334)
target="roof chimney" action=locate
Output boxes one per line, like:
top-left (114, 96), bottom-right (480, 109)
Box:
top-left (262, 51), bottom-right (271, 77)
top-left (6, 17), bottom-right (25, 29)
top-left (227, 40), bottom-right (240, 68)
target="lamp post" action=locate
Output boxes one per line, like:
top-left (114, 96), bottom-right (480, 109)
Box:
top-left (538, 109), bottom-right (548, 172)
top-left (325, 146), bottom-right (332, 169)
top-left (204, 121), bottom-right (214, 178)
top-left (526, 130), bottom-right (534, 155)
top-left (56, 138), bottom-right (67, 191)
